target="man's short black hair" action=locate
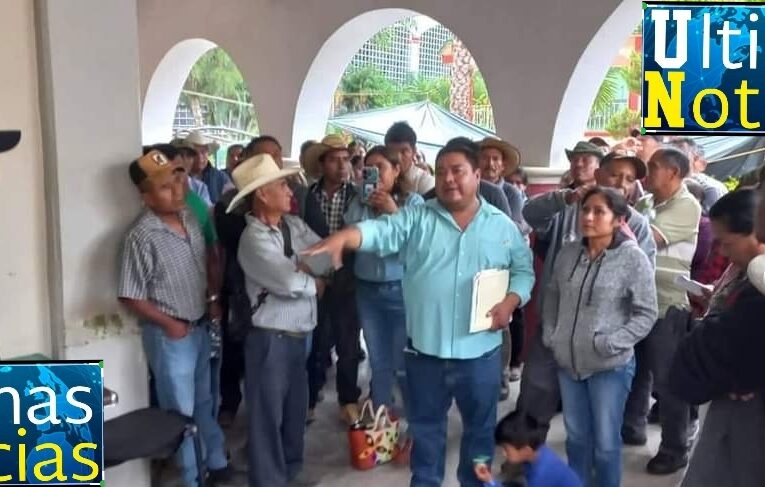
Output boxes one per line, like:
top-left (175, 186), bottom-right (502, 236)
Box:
top-left (300, 139), bottom-right (316, 157)
top-left (246, 135), bottom-right (282, 154)
top-left (653, 147), bottom-right (691, 179)
top-left (510, 167), bottom-right (528, 185)
top-left (384, 121), bottom-right (417, 148)
top-left (148, 143), bottom-right (179, 161)
top-left (436, 137), bottom-right (480, 169)
top-left (178, 146), bottom-right (198, 159)
top-left (494, 410), bottom-right (549, 450)
top-left (710, 188), bottom-right (759, 235)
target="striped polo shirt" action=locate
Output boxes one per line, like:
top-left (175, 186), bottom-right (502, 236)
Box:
top-left (637, 185), bottom-right (701, 318)
top-left (118, 209), bottom-right (207, 321)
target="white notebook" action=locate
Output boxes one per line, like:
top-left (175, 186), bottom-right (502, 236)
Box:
top-left (469, 269), bottom-right (511, 333)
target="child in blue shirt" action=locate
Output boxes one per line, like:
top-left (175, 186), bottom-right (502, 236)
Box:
top-left (475, 410), bottom-right (582, 487)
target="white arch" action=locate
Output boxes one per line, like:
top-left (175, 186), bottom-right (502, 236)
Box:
top-left (291, 8), bottom-right (418, 155)
top-left (141, 38), bottom-right (216, 144)
top-left (549, 0), bottom-right (642, 167)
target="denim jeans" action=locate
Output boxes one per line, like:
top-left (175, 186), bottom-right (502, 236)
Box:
top-left (356, 280), bottom-right (408, 412)
top-left (141, 322), bottom-right (228, 487)
top-left (405, 345), bottom-right (501, 487)
top-left (558, 358), bottom-right (635, 487)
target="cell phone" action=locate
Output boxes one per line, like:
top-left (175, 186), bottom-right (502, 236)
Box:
top-left (362, 166), bottom-right (379, 202)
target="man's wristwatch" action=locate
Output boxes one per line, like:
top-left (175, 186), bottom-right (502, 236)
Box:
top-left (206, 294), bottom-right (220, 304)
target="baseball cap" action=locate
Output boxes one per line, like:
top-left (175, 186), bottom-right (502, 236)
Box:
top-left (600, 149), bottom-right (647, 180)
top-left (129, 150), bottom-right (177, 186)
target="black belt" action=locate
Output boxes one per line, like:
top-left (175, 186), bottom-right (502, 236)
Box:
top-left (173, 315), bottom-right (206, 327)
top-left (253, 327), bottom-right (309, 339)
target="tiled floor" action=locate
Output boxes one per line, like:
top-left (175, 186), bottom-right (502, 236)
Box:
top-left (210, 360), bottom-right (687, 487)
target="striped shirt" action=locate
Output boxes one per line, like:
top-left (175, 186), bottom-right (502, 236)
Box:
top-left (237, 214), bottom-right (332, 333)
top-left (118, 209), bottom-right (207, 321)
top-left (637, 185), bottom-right (701, 318)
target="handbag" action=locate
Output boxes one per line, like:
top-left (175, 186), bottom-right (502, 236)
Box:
top-left (347, 400), bottom-right (400, 470)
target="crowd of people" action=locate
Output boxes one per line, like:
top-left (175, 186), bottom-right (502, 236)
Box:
top-left (116, 123), bottom-right (765, 487)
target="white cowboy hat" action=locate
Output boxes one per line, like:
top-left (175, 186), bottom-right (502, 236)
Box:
top-left (184, 130), bottom-right (220, 152)
top-left (226, 153), bottom-right (300, 213)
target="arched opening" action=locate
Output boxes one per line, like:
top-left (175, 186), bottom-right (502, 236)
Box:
top-left (549, 0), bottom-right (642, 166)
top-left (141, 39), bottom-right (258, 163)
top-left (292, 10), bottom-right (496, 163)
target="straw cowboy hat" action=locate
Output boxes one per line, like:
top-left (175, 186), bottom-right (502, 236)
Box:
top-left (303, 134), bottom-right (350, 179)
top-left (478, 137), bottom-right (521, 175)
top-left (0, 131), bottom-right (21, 153)
top-left (184, 130), bottom-right (220, 153)
top-left (226, 153), bottom-right (301, 213)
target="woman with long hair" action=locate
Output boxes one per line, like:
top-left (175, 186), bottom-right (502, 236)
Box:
top-left (543, 187), bottom-right (657, 487)
top-left (345, 146), bottom-right (424, 414)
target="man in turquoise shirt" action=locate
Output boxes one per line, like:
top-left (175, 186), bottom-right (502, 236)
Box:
top-left (305, 138), bottom-right (534, 486)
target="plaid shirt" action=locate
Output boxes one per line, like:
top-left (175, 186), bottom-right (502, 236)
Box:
top-left (118, 209), bottom-right (207, 321)
top-left (311, 181), bottom-right (350, 234)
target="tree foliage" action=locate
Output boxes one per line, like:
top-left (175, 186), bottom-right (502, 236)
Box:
top-left (181, 47), bottom-right (258, 133)
top-left (605, 108), bottom-right (641, 138)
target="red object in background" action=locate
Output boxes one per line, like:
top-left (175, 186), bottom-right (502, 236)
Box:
top-left (521, 233), bottom-right (544, 361)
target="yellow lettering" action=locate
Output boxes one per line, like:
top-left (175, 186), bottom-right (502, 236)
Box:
top-left (644, 71), bottom-right (685, 128)
top-left (735, 80), bottom-right (760, 129)
top-left (33, 443), bottom-right (66, 482)
top-left (0, 443), bottom-right (10, 481)
top-left (72, 443), bottom-right (99, 481)
top-left (17, 428), bottom-right (26, 482)
top-left (693, 89), bottom-right (729, 129)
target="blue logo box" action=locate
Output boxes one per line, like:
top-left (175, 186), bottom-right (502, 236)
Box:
top-left (0, 361), bottom-right (103, 485)
top-left (643, 2), bottom-right (765, 134)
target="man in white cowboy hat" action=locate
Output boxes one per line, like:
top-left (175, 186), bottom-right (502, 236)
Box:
top-left (185, 129), bottom-right (233, 205)
top-left (303, 134), bottom-right (363, 425)
top-left (228, 153), bottom-right (331, 487)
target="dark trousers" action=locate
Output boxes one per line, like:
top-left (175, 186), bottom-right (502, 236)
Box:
top-left (219, 326), bottom-right (245, 416)
top-left (245, 328), bottom-right (309, 487)
top-left (307, 282), bottom-right (361, 408)
top-left (517, 330), bottom-right (561, 431)
top-left (623, 307), bottom-right (692, 457)
top-left (500, 309), bottom-right (525, 377)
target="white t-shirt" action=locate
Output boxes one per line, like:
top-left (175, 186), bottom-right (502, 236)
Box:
top-left (405, 164), bottom-right (435, 195)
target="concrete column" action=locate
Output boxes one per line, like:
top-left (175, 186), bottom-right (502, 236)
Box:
top-left (35, 0), bottom-right (150, 484)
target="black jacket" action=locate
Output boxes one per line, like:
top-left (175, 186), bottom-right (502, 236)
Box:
top-left (301, 181), bottom-right (358, 291)
top-left (669, 282), bottom-right (765, 405)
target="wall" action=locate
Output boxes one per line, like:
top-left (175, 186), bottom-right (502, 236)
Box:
top-left (35, 0), bottom-right (150, 483)
top-left (137, 0), bottom-right (638, 168)
top-left (0, 0), bottom-right (50, 358)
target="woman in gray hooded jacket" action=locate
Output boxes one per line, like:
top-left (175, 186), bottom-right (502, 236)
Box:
top-left (542, 187), bottom-right (657, 487)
